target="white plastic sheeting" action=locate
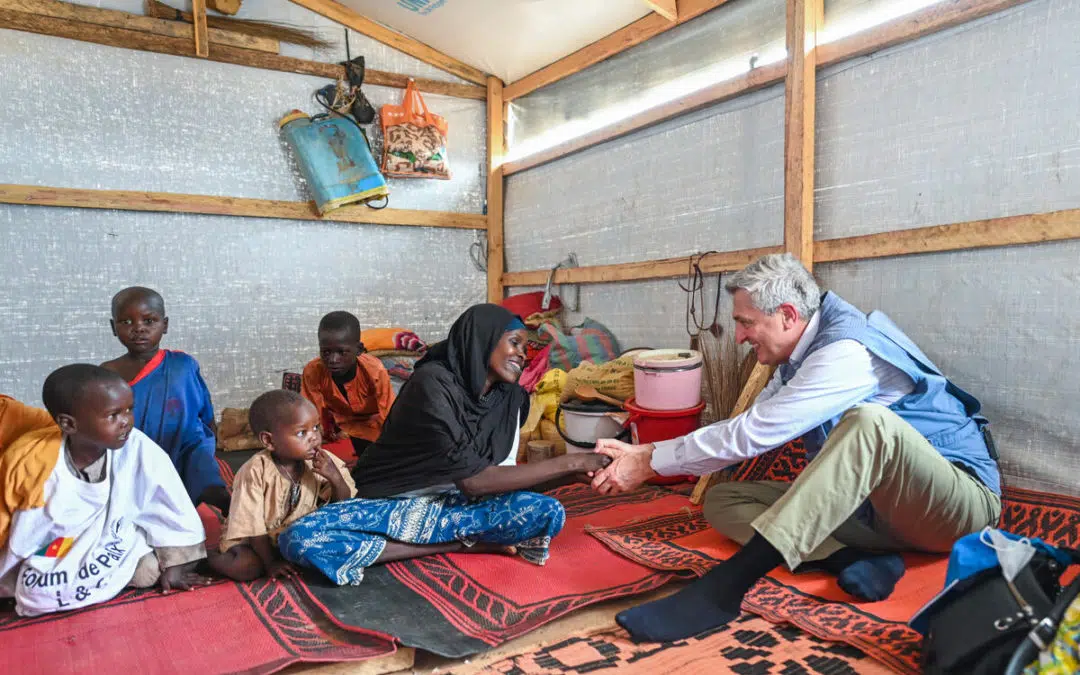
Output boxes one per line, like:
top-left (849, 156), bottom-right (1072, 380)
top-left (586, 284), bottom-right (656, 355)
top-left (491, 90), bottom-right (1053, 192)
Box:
top-left (506, 0), bottom-right (786, 162)
top-left (335, 0), bottom-right (652, 84)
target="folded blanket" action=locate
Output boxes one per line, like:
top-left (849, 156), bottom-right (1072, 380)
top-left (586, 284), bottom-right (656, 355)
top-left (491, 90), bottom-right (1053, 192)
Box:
top-left (362, 328), bottom-right (427, 353)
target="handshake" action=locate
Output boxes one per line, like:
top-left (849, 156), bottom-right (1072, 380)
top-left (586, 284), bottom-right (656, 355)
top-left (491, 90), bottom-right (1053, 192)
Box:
top-left (570, 439), bottom-right (659, 495)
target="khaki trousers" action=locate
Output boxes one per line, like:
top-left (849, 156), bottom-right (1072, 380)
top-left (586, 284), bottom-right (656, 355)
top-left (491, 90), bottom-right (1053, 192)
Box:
top-left (703, 404), bottom-right (1001, 570)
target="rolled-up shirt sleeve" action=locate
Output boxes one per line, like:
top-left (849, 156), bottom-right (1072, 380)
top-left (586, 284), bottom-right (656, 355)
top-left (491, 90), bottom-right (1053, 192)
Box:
top-left (650, 339), bottom-right (879, 476)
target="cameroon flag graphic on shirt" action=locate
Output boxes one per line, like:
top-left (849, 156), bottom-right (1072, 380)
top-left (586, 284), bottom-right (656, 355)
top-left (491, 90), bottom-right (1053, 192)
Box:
top-left (36, 537), bottom-right (74, 559)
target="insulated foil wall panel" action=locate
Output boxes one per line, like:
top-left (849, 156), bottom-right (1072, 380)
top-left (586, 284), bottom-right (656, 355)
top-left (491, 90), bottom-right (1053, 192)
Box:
top-left (0, 30), bottom-right (485, 212)
top-left (505, 85), bottom-right (785, 272)
top-left (0, 206), bottom-right (483, 409)
top-left (0, 29), bottom-right (486, 409)
top-left (818, 245), bottom-right (1080, 497)
top-left (815, 0), bottom-right (1080, 239)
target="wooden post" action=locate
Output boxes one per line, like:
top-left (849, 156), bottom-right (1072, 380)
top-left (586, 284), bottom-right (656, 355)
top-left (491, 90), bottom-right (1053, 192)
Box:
top-left (783, 0), bottom-right (822, 270)
top-left (486, 76), bottom-right (507, 303)
top-left (689, 0), bottom-right (822, 506)
top-left (191, 0), bottom-right (208, 57)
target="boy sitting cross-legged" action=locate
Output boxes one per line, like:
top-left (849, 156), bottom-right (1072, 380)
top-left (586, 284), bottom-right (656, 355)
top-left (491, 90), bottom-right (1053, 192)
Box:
top-left (0, 365), bottom-right (208, 617)
top-left (209, 390), bottom-right (355, 581)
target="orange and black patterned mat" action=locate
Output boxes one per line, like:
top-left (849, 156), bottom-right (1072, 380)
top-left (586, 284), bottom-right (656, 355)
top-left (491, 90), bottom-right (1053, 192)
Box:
top-left (585, 441), bottom-right (1080, 674)
top-left (473, 612), bottom-right (895, 674)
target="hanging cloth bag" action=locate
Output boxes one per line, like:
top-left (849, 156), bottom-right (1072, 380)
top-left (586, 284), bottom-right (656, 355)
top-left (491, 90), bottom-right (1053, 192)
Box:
top-left (380, 79), bottom-right (450, 180)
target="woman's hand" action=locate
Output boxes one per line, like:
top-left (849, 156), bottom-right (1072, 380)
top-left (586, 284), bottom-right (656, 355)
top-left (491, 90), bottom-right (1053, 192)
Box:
top-left (562, 451), bottom-right (612, 483)
top-left (591, 439), bottom-right (658, 495)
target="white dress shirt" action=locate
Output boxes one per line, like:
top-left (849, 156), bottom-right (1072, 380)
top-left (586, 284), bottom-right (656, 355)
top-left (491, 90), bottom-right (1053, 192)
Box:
top-left (651, 311), bottom-right (916, 477)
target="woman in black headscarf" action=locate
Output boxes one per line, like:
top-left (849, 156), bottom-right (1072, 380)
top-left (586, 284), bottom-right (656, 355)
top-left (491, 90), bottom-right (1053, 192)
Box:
top-left (278, 304), bottom-right (609, 585)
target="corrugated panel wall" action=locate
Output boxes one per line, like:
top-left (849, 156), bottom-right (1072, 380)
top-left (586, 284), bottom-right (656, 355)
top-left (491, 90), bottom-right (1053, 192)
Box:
top-left (504, 0), bottom-right (1080, 496)
top-left (0, 23), bottom-right (487, 410)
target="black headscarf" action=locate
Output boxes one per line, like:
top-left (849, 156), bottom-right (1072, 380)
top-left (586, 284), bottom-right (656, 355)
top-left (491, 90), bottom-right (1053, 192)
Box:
top-left (352, 304), bottom-right (529, 498)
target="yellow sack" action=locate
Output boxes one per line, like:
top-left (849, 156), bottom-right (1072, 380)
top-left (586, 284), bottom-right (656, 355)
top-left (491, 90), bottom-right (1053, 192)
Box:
top-left (520, 373), bottom-right (568, 462)
top-left (534, 369), bottom-right (567, 423)
top-left (562, 355), bottom-right (635, 403)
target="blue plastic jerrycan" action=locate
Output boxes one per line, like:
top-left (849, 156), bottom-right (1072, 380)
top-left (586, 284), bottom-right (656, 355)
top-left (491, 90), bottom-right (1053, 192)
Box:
top-left (279, 110), bottom-right (389, 214)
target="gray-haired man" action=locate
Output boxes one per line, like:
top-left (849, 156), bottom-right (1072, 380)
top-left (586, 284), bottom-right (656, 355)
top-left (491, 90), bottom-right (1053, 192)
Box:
top-left (592, 253), bottom-right (1000, 643)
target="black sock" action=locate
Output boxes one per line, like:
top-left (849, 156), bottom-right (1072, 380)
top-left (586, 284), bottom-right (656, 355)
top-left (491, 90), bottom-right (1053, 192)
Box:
top-left (615, 534), bottom-right (784, 643)
top-left (818, 548), bottom-right (906, 602)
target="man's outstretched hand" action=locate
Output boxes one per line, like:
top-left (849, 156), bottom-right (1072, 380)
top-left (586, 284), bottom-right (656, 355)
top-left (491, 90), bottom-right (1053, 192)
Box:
top-left (591, 439), bottom-right (658, 495)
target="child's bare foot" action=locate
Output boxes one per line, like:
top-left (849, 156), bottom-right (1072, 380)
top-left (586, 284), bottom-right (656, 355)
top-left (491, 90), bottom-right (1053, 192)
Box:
top-left (465, 543), bottom-right (518, 556)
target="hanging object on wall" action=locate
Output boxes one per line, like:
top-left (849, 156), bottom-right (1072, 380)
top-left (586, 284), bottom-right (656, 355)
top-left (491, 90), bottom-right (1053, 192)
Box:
top-left (144, 0), bottom-right (332, 48)
top-left (206, 0), bottom-right (242, 16)
top-left (544, 253), bottom-right (580, 312)
top-left (380, 79), bottom-right (451, 180)
top-left (342, 56), bottom-right (376, 124)
top-left (280, 109), bottom-right (389, 214)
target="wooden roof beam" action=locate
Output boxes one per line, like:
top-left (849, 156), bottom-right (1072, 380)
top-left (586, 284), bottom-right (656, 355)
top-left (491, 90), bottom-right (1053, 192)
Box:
top-left (643, 0), bottom-right (678, 22)
top-left (0, 0), bottom-right (279, 53)
top-left (288, 0), bottom-right (488, 86)
top-left (0, 8), bottom-right (486, 100)
top-left (504, 0), bottom-right (732, 101)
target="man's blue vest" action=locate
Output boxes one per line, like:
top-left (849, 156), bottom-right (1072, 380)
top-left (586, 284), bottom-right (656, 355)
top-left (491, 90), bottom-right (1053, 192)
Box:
top-left (779, 292), bottom-right (1001, 495)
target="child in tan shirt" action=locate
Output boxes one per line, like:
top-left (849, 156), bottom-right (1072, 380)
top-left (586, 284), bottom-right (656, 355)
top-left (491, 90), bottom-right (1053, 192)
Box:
top-left (209, 390), bottom-right (355, 580)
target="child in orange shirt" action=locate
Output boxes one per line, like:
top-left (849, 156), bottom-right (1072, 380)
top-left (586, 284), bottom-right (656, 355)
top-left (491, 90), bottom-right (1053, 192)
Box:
top-left (301, 312), bottom-right (394, 461)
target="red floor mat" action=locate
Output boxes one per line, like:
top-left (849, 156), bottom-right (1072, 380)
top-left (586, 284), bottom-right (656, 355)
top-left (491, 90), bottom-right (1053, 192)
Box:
top-left (0, 578), bottom-right (395, 675)
top-left (294, 484), bottom-right (693, 657)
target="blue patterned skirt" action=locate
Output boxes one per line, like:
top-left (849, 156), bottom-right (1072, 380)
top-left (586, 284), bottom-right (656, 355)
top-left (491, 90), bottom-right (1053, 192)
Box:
top-left (278, 490), bottom-right (566, 585)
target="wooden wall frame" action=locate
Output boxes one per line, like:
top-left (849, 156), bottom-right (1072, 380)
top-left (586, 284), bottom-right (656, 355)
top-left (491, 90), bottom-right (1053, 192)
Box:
top-left (0, 184), bottom-right (487, 230)
top-left (486, 77), bottom-right (508, 302)
top-left (691, 0), bottom-right (822, 505)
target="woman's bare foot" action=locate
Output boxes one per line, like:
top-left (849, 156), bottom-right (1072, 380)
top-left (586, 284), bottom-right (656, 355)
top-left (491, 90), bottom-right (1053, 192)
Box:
top-left (464, 542), bottom-right (518, 556)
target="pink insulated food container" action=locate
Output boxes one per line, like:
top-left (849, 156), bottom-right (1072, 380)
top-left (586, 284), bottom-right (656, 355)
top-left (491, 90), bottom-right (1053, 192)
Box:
top-left (632, 349), bottom-right (703, 411)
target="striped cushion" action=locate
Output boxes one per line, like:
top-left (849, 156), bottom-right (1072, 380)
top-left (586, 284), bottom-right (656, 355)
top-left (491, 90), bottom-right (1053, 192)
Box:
top-left (541, 318), bottom-right (621, 371)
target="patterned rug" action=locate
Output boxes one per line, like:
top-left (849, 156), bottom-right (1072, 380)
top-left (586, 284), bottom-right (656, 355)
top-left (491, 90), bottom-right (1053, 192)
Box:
top-left (1, 458), bottom-right (397, 675)
top-left (0, 577), bottom-right (396, 675)
top-left (295, 484), bottom-right (694, 658)
top-left (586, 441), bottom-right (1080, 674)
top-left (473, 612), bottom-right (894, 674)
